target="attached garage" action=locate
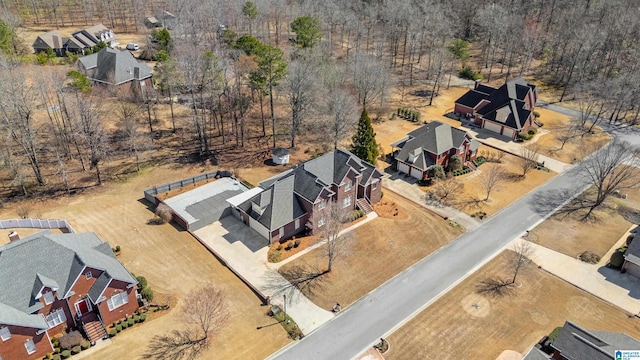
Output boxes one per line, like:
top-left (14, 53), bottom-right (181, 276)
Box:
top-left (409, 166), bottom-right (423, 179)
top-left (397, 161), bottom-right (410, 175)
top-left (484, 121), bottom-right (503, 134)
top-left (249, 217), bottom-right (270, 240)
top-left (502, 128), bottom-right (516, 139)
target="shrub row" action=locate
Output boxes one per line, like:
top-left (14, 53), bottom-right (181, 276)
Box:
top-left (46, 340), bottom-right (91, 359)
top-left (344, 209), bottom-right (365, 222)
top-left (110, 312), bottom-right (147, 338)
top-left (452, 167), bottom-right (471, 176)
top-left (473, 156), bottom-right (487, 167)
top-left (528, 127), bottom-right (538, 135)
top-left (518, 131), bottom-right (533, 141)
top-left (397, 108), bottom-right (421, 122)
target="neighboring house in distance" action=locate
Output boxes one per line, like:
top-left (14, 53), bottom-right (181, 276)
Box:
top-left (32, 30), bottom-right (85, 56)
top-left (145, 10), bottom-right (177, 29)
top-left (0, 231), bottom-right (138, 360)
top-left (547, 321), bottom-right (640, 360)
top-left (454, 78), bottom-right (538, 140)
top-left (390, 121), bottom-right (479, 180)
top-left (77, 47), bottom-right (153, 96)
top-left (622, 232), bottom-right (640, 278)
top-left (227, 149), bottom-right (383, 244)
top-left (71, 24), bottom-right (117, 50)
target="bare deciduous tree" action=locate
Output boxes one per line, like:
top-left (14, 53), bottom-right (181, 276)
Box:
top-left (316, 201), bottom-right (354, 273)
top-left (479, 164), bottom-right (506, 201)
top-left (324, 88), bottom-right (358, 150)
top-left (425, 179), bottom-right (463, 206)
top-left (144, 284), bottom-right (229, 360)
top-left (518, 144), bottom-right (539, 177)
top-left (580, 139), bottom-right (640, 218)
top-left (508, 239), bottom-right (534, 285)
top-left (281, 59), bottom-right (317, 148)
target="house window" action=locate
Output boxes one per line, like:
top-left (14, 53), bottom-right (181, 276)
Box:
top-left (295, 219), bottom-right (300, 229)
top-left (318, 199), bottom-right (326, 210)
top-left (372, 180), bottom-right (378, 190)
top-left (43, 291), bottom-right (55, 305)
top-left (345, 180), bottom-right (352, 191)
top-left (24, 339), bottom-right (36, 355)
top-left (0, 326), bottom-right (10, 341)
top-left (107, 291), bottom-right (129, 311)
top-left (343, 196), bottom-right (352, 208)
top-left (318, 217), bottom-right (325, 227)
top-left (85, 271), bottom-right (92, 280)
top-left (46, 308), bottom-right (67, 328)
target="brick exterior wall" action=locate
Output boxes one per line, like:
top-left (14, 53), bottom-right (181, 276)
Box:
top-left (454, 103), bottom-right (475, 116)
top-left (97, 280), bottom-right (139, 326)
top-left (38, 294), bottom-right (73, 338)
top-left (66, 268), bottom-right (104, 320)
top-left (0, 325), bottom-right (52, 360)
top-left (369, 181), bottom-right (382, 204)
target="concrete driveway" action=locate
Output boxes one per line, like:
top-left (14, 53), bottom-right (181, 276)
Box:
top-left (192, 216), bottom-right (333, 333)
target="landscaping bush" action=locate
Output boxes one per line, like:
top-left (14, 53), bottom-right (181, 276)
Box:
top-left (140, 313), bottom-right (147, 322)
top-left (61, 350), bottom-right (71, 359)
top-left (133, 314), bottom-right (141, 323)
top-left (285, 242), bottom-right (294, 250)
top-left (610, 248), bottom-right (626, 268)
top-left (294, 239), bottom-right (301, 248)
top-left (115, 324), bottom-right (122, 333)
top-left (429, 165), bottom-right (445, 179)
top-left (71, 346), bottom-right (81, 355)
top-left (136, 275), bottom-right (148, 290)
top-left (459, 66), bottom-right (482, 80)
top-left (578, 251), bottom-right (600, 264)
top-left (141, 287), bottom-right (154, 302)
top-left (452, 167), bottom-right (471, 176)
top-left (80, 340), bottom-right (90, 350)
top-left (121, 321), bottom-right (128, 329)
top-left (268, 250), bottom-right (282, 262)
top-left (127, 318), bottom-right (135, 326)
top-left (518, 132), bottom-right (533, 141)
top-left (52, 355), bottom-right (61, 360)
top-left (473, 156), bottom-right (487, 167)
top-left (533, 111), bottom-right (540, 118)
top-left (46, 353), bottom-right (53, 359)
top-left (155, 203), bottom-right (173, 224)
top-left (59, 331), bottom-right (83, 350)
top-left (528, 127), bottom-right (537, 135)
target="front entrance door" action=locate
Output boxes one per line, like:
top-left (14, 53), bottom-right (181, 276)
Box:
top-left (75, 299), bottom-right (91, 316)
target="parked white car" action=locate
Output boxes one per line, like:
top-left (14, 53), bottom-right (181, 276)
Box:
top-left (126, 43), bottom-right (139, 51)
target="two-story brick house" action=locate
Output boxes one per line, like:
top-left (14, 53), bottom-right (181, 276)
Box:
top-left (390, 121), bottom-right (479, 180)
top-left (228, 149), bottom-right (383, 244)
top-left (0, 231), bottom-right (138, 360)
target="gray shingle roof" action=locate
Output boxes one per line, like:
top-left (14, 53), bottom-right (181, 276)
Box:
top-left (33, 30), bottom-right (65, 50)
top-left (0, 302), bottom-right (48, 330)
top-left (551, 321), bottom-right (640, 360)
top-left (393, 121), bottom-right (472, 171)
top-left (241, 173), bottom-right (306, 230)
top-left (78, 53), bottom-right (98, 70)
top-left (88, 272), bottom-right (111, 303)
top-left (90, 47), bottom-right (152, 85)
top-left (0, 230), bottom-right (136, 328)
top-left (72, 24), bottom-right (112, 48)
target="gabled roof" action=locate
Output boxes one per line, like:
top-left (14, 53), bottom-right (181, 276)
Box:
top-left (72, 23), bottom-right (112, 48)
top-left (33, 30), bottom-right (66, 50)
top-left (392, 121), bottom-right (475, 171)
top-left (475, 78), bottom-right (534, 130)
top-left (0, 230), bottom-right (136, 328)
top-left (89, 47), bottom-right (153, 85)
top-left (455, 89), bottom-right (491, 108)
top-left (551, 321), bottom-right (640, 360)
top-left (303, 149), bottom-right (365, 186)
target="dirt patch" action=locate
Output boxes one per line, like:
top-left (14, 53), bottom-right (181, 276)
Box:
top-left (268, 234), bottom-right (322, 263)
top-left (279, 191), bottom-right (462, 311)
top-left (385, 250), bottom-right (640, 360)
top-left (374, 199), bottom-right (406, 219)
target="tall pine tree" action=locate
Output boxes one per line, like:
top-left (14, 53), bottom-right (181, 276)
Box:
top-left (351, 108), bottom-right (379, 164)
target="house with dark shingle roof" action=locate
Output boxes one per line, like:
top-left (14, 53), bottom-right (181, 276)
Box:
top-left (0, 230), bottom-right (138, 360)
top-left (390, 121), bottom-right (479, 180)
top-left (77, 47), bottom-right (153, 97)
top-left (32, 30), bottom-right (86, 57)
top-left (454, 78), bottom-right (538, 139)
top-left (622, 232), bottom-right (640, 278)
top-left (71, 24), bottom-right (117, 50)
top-left (548, 321), bottom-right (640, 360)
top-left (227, 149), bottom-right (383, 243)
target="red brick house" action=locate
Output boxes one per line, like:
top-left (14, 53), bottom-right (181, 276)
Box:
top-left (390, 121), bottom-right (479, 180)
top-left (0, 231), bottom-right (138, 360)
top-left (228, 149), bottom-right (383, 244)
top-left (454, 78), bottom-right (538, 139)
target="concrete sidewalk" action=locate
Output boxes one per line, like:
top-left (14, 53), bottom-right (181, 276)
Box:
top-left (512, 233), bottom-right (640, 314)
top-left (381, 174), bottom-right (481, 231)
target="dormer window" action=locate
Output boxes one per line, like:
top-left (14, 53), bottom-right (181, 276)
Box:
top-left (345, 180), bottom-right (352, 191)
top-left (43, 291), bottom-right (55, 305)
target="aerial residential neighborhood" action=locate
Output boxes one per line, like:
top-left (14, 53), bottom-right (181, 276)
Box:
top-left (1, 1), bottom-right (640, 360)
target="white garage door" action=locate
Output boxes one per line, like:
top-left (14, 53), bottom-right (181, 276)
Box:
top-left (249, 217), bottom-right (270, 240)
top-left (626, 262), bottom-right (640, 279)
top-left (397, 162), bottom-right (410, 175)
top-left (502, 128), bottom-right (516, 138)
top-left (484, 121), bottom-right (502, 134)
top-left (410, 166), bottom-right (423, 179)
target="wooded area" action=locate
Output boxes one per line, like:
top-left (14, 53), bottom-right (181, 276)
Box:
top-left (1, 0), bottom-right (639, 198)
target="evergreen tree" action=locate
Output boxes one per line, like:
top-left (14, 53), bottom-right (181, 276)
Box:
top-left (351, 108), bottom-right (379, 164)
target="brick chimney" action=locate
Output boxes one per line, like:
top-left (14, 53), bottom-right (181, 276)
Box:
top-left (8, 231), bottom-right (19, 242)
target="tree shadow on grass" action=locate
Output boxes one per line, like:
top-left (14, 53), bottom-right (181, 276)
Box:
top-left (476, 278), bottom-right (515, 298)
top-left (264, 262), bottom-right (329, 301)
top-left (528, 188), bottom-right (595, 218)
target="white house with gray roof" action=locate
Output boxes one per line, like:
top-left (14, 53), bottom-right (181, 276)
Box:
top-left (0, 230), bottom-right (138, 360)
top-left (228, 149), bottom-right (383, 244)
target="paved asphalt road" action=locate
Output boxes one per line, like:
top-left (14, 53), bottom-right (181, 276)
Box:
top-left (270, 108), bottom-right (640, 360)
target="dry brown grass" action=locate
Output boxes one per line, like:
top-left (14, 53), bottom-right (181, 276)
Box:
top-left (534, 108), bottom-right (610, 164)
top-left (421, 145), bottom-right (556, 217)
top-left (0, 165), bottom-right (290, 359)
top-left (386, 250), bottom-right (640, 360)
top-left (278, 191), bottom-right (462, 311)
top-left (531, 187), bottom-right (640, 259)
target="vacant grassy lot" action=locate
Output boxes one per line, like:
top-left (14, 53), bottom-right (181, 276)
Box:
top-left (386, 251), bottom-right (640, 360)
top-left (0, 165), bottom-right (290, 359)
top-left (534, 108), bottom-right (610, 164)
top-left (532, 186), bottom-right (640, 259)
top-left (279, 191), bottom-right (462, 311)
